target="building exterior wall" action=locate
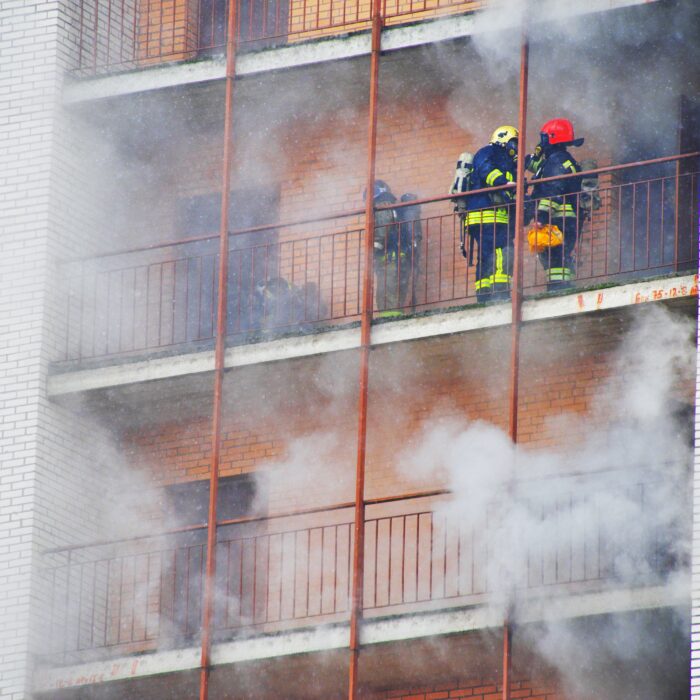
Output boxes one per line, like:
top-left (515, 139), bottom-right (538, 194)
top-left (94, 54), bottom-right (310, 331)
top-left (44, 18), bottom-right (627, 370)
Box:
top-left (373, 678), bottom-right (561, 700)
top-left (1, 1), bottom-right (697, 697)
top-left (0, 2), bottom-right (124, 697)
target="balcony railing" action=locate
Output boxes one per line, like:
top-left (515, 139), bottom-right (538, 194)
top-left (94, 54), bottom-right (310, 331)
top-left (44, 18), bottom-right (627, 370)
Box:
top-left (57, 160), bottom-right (699, 365)
top-left (41, 469), bottom-right (684, 665)
top-left (72, 0), bottom-right (482, 75)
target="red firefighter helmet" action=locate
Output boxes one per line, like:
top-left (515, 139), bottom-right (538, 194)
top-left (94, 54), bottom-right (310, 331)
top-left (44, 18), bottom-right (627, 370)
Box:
top-left (540, 118), bottom-right (584, 147)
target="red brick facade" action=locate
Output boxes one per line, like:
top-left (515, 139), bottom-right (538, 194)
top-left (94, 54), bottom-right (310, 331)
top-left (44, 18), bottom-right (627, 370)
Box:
top-left (375, 678), bottom-right (562, 700)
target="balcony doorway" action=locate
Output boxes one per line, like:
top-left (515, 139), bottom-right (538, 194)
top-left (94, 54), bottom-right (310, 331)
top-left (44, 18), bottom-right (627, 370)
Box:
top-left (175, 185), bottom-right (281, 340)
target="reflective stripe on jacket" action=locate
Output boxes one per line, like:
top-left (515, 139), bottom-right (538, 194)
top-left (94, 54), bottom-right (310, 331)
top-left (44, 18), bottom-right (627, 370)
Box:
top-left (530, 149), bottom-right (582, 220)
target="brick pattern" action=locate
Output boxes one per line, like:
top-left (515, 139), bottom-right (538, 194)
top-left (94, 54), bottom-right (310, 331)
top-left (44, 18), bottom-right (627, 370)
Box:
top-left (0, 2), bottom-right (122, 697)
top-left (374, 678), bottom-right (562, 700)
top-left (138, 0), bottom-right (199, 64)
top-left (123, 313), bottom-right (627, 519)
top-left (288, 0), bottom-right (479, 42)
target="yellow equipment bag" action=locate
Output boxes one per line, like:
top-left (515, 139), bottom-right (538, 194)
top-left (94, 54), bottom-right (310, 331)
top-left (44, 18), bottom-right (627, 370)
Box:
top-left (527, 223), bottom-right (563, 254)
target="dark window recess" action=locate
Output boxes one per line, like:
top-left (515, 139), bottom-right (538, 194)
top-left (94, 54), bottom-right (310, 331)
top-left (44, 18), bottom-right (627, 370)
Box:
top-left (198, 0), bottom-right (289, 52)
top-left (165, 473), bottom-right (259, 526)
top-left (161, 473), bottom-right (265, 646)
top-left (175, 186), bottom-right (281, 335)
top-left (175, 186), bottom-right (281, 240)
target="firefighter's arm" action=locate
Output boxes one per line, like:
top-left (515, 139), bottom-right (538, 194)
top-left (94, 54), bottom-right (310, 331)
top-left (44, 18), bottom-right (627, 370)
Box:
top-left (483, 166), bottom-right (514, 190)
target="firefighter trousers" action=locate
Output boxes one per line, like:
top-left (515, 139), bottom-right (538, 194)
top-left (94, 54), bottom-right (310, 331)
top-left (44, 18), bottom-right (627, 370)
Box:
top-left (536, 215), bottom-right (579, 290)
top-left (467, 222), bottom-right (513, 303)
top-left (374, 250), bottom-right (413, 312)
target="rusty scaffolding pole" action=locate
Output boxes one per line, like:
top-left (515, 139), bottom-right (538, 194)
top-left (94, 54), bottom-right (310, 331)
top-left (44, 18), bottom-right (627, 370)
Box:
top-left (348, 0), bottom-right (383, 696)
top-left (503, 31), bottom-right (529, 700)
top-left (199, 0), bottom-right (239, 698)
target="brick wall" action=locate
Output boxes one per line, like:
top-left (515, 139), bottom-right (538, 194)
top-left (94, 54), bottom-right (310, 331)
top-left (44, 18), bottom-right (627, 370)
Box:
top-left (138, 0), bottom-right (199, 64)
top-left (122, 311), bottom-right (633, 516)
top-left (374, 678), bottom-right (562, 700)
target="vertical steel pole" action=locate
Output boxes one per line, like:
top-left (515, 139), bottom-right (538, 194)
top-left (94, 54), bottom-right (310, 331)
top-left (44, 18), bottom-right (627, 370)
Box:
top-left (348, 0), bottom-right (383, 696)
top-left (503, 30), bottom-right (529, 700)
top-left (199, 0), bottom-right (238, 698)
top-left (509, 35), bottom-right (529, 443)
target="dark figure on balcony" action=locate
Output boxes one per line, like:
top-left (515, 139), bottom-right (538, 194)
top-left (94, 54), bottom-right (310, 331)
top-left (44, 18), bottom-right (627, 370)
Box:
top-left (365, 180), bottom-right (404, 316)
top-left (525, 118), bottom-right (584, 291)
top-left (461, 126), bottom-right (518, 303)
top-left (396, 193), bottom-right (423, 311)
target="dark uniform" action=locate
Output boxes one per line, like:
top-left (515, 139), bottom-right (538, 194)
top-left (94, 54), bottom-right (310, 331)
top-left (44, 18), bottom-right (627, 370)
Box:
top-left (465, 143), bottom-right (516, 301)
top-left (371, 184), bottom-right (402, 313)
top-left (528, 148), bottom-right (582, 288)
top-left (526, 119), bottom-right (585, 291)
top-left (397, 193), bottom-right (422, 310)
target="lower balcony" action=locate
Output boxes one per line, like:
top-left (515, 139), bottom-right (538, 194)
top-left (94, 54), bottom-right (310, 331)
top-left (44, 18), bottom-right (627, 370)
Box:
top-left (38, 465), bottom-right (689, 681)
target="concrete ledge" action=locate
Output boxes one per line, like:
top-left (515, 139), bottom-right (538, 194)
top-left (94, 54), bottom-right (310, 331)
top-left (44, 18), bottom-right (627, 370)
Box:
top-left (47, 274), bottom-right (698, 398)
top-left (63, 0), bottom-right (656, 104)
top-left (33, 582), bottom-right (680, 692)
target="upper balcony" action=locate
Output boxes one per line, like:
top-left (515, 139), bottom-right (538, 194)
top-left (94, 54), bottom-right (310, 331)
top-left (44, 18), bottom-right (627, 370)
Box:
top-left (50, 156), bottom-right (699, 381)
top-left (71, 0), bottom-right (483, 77)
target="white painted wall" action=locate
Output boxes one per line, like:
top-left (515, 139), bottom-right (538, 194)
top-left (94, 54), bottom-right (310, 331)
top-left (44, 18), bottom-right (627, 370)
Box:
top-left (0, 3), bottom-right (115, 697)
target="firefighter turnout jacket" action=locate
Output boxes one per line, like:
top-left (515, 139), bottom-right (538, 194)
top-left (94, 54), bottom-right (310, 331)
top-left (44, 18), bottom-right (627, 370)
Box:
top-left (465, 143), bottom-right (516, 226)
top-left (529, 147), bottom-right (583, 222)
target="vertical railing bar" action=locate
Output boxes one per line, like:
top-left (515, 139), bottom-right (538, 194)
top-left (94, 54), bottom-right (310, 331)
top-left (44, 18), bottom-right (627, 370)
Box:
top-left (373, 520), bottom-right (379, 607)
top-left (157, 0), bottom-right (164, 58)
top-left (660, 177), bottom-right (666, 264)
top-left (428, 513), bottom-right (434, 600)
top-left (305, 529), bottom-right (311, 614)
top-left (320, 526), bottom-right (326, 614)
top-left (106, 0), bottom-right (112, 64)
top-left (251, 537), bottom-right (258, 624)
top-left (387, 517), bottom-right (393, 603)
top-left (333, 525), bottom-right (339, 613)
top-left (632, 184), bottom-right (638, 273)
top-left (442, 513), bottom-right (448, 598)
top-left (78, 0), bottom-right (85, 69)
top-left (93, 0), bottom-right (100, 72)
top-left (278, 532), bottom-right (285, 621)
top-left (415, 513), bottom-right (420, 601)
top-left (401, 514), bottom-right (407, 603)
top-left (103, 558), bottom-right (113, 648)
top-left (89, 560), bottom-right (98, 648)
top-left (645, 180), bottom-right (651, 270)
top-left (116, 557), bottom-right (125, 645)
top-left (265, 533), bottom-right (272, 622)
top-left (75, 561), bottom-right (85, 651)
top-left (131, 0), bottom-right (138, 65)
top-left (292, 532), bottom-right (298, 618)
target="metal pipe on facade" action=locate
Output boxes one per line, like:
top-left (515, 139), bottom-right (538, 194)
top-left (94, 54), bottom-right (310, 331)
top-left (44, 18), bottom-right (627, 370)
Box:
top-left (348, 0), bottom-right (383, 696)
top-left (199, 0), bottom-right (239, 698)
top-left (503, 32), bottom-right (529, 700)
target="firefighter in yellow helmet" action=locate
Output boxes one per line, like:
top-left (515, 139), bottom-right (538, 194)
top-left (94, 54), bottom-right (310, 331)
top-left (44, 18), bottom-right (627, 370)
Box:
top-left (462, 125), bottom-right (518, 303)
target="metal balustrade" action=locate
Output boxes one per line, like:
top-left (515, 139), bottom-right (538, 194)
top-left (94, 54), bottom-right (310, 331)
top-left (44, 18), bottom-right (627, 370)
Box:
top-left (71, 0), bottom-right (482, 75)
top-left (57, 162), bottom-right (699, 365)
top-left (42, 471), bottom-right (682, 665)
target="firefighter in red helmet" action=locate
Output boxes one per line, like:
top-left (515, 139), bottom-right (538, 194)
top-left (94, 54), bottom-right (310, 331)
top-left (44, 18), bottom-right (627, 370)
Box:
top-left (525, 118), bottom-right (584, 290)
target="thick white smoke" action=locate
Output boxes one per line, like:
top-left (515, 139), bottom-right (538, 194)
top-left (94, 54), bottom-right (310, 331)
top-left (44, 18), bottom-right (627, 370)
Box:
top-left (394, 304), bottom-right (693, 695)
